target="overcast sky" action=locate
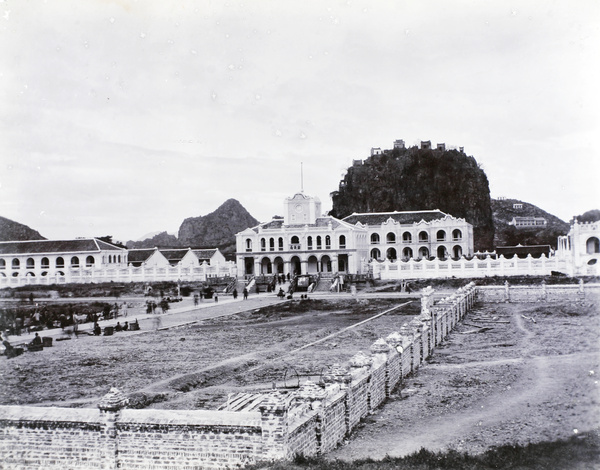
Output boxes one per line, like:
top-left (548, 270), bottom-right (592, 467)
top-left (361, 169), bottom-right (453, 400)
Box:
top-left (1, 1), bottom-right (599, 242)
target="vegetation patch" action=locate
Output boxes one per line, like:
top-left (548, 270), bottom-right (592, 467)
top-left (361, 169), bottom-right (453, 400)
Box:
top-left (243, 431), bottom-right (600, 469)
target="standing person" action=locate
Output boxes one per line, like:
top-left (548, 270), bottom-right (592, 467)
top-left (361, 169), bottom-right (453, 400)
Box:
top-left (232, 289), bottom-right (238, 300)
top-left (214, 294), bottom-right (218, 303)
top-left (243, 288), bottom-right (248, 300)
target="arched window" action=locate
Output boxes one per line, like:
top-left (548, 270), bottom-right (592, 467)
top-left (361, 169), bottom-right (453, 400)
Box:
top-left (56, 257), bottom-right (64, 268)
top-left (402, 247), bottom-right (413, 260)
top-left (386, 247), bottom-right (397, 260)
top-left (316, 236), bottom-right (322, 249)
top-left (339, 235), bottom-right (346, 249)
top-left (12, 259), bottom-right (20, 269)
top-left (370, 248), bottom-right (381, 260)
top-left (307, 236), bottom-right (313, 250)
top-left (437, 230), bottom-right (446, 242)
top-left (278, 237), bottom-right (284, 251)
top-left (418, 231), bottom-right (429, 243)
top-left (26, 258), bottom-right (35, 269)
top-left (437, 246), bottom-right (447, 259)
top-left (86, 256), bottom-right (95, 267)
top-left (291, 236), bottom-right (300, 250)
top-left (325, 235), bottom-right (331, 249)
top-left (269, 238), bottom-right (275, 251)
top-left (386, 232), bottom-right (396, 244)
top-left (245, 238), bottom-right (253, 252)
top-left (41, 257), bottom-right (49, 269)
top-left (419, 247), bottom-right (430, 259)
top-left (260, 238), bottom-right (266, 252)
top-left (452, 229), bottom-right (462, 241)
top-left (71, 256), bottom-right (80, 267)
top-left (402, 232), bottom-right (412, 243)
top-left (118, 255), bottom-right (121, 263)
top-left (586, 237), bottom-right (600, 254)
top-left (453, 245), bottom-right (463, 259)
top-left (370, 233), bottom-right (380, 244)
top-left (0, 259), bottom-right (6, 269)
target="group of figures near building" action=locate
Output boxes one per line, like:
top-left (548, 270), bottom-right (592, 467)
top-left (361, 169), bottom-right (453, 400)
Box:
top-left (1, 192), bottom-right (599, 287)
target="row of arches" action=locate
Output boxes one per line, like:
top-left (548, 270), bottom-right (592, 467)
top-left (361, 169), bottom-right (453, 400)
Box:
top-left (0, 270), bottom-right (66, 278)
top-left (370, 229), bottom-right (463, 244)
top-left (0, 256), bottom-right (96, 270)
top-left (371, 245), bottom-right (463, 261)
top-left (247, 234), bottom-right (345, 252)
top-left (244, 254), bottom-right (349, 276)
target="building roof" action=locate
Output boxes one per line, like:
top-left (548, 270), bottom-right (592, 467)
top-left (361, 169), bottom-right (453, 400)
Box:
top-left (158, 248), bottom-right (190, 263)
top-left (496, 245), bottom-right (551, 257)
top-left (248, 216), bottom-right (358, 233)
top-left (126, 248), bottom-right (158, 264)
top-left (0, 239), bottom-right (124, 256)
top-left (342, 210), bottom-right (451, 226)
top-left (192, 249), bottom-right (218, 260)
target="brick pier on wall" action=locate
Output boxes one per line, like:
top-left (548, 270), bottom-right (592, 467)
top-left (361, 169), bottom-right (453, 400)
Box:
top-left (0, 283), bottom-right (478, 469)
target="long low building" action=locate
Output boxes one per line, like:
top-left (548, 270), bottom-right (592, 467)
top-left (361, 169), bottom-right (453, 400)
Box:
top-left (0, 240), bottom-right (234, 287)
top-left (0, 239), bottom-right (128, 280)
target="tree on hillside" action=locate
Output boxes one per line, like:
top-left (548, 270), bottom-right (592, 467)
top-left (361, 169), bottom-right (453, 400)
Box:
top-left (573, 209), bottom-right (600, 223)
top-left (330, 147), bottom-right (495, 251)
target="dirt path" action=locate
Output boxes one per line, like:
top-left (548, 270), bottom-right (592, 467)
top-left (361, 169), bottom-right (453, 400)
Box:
top-left (328, 302), bottom-right (600, 459)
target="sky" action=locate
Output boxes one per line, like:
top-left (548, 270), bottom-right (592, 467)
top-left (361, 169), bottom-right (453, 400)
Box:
top-left (1, 0), bottom-right (599, 243)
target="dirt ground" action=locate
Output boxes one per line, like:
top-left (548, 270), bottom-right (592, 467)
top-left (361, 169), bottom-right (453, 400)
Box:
top-left (0, 294), bottom-right (598, 461)
top-left (0, 298), bottom-right (420, 410)
top-left (328, 296), bottom-right (600, 460)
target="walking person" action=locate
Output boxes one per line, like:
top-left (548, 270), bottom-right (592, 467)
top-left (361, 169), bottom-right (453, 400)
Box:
top-left (243, 288), bottom-right (248, 300)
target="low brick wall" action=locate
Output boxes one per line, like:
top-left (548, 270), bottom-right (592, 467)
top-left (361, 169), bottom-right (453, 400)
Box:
top-left (116, 409), bottom-right (263, 469)
top-left (0, 406), bottom-right (105, 469)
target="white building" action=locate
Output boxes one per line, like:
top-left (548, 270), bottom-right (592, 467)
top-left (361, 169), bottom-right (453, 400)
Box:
top-left (236, 193), bottom-right (369, 278)
top-left (0, 239), bottom-right (127, 282)
top-left (342, 210), bottom-right (474, 261)
top-left (557, 219), bottom-right (600, 276)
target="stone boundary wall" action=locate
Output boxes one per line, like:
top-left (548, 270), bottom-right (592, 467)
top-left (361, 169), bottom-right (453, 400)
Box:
top-left (0, 402), bottom-right (265, 470)
top-left (0, 283), bottom-right (478, 469)
top-left (476, 281), bottom-right (600, 303)
top-left (372, 254), bottom-right (574, 280)
top-left (0, 263), bottom-right (237, 288)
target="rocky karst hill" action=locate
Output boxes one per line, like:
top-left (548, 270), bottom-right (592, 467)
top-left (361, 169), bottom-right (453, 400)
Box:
top-left (0, 216), bottom-right (45, 241)
top-left (178, 199), bottom-right (259, 251)
top-left (126, 232), bottom-right (179, 250)
top-left (492, 199), bottom-right (570, 249)
top-left (330, 146), bottom-right (494, 251)
top-left (126, 199), bottom-right (259, 258)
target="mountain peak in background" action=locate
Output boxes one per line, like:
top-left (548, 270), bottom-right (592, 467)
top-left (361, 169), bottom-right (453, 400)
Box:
top-left (491, 198), bottom-right (570, 249)
top-left (0, 216), bottom-right (46, 241)
top-left (178, 198), bottom-right (259, 249)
